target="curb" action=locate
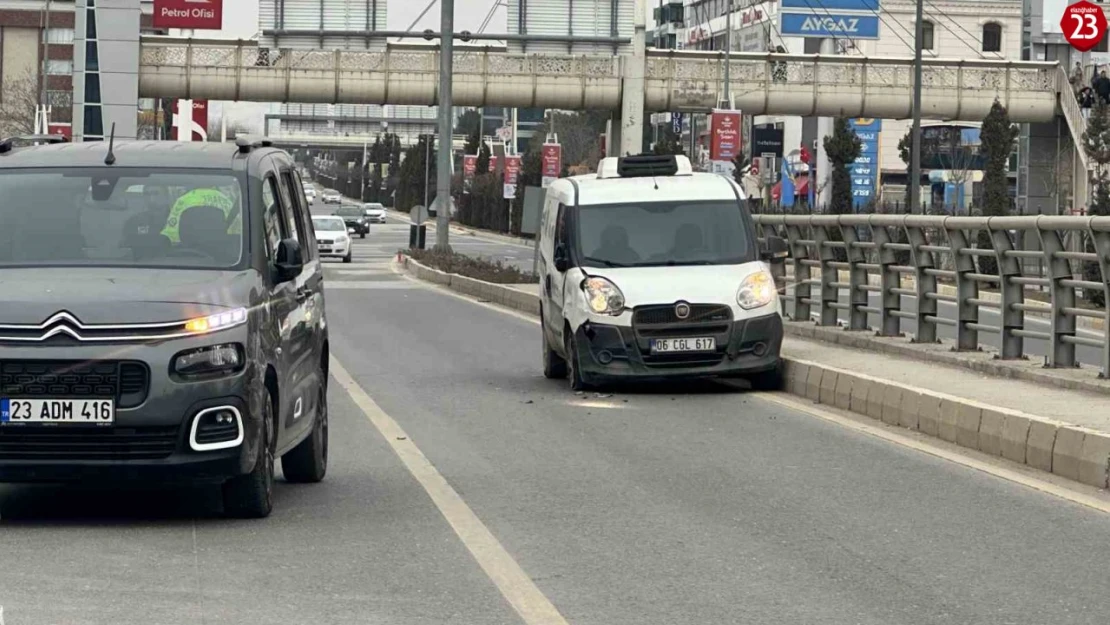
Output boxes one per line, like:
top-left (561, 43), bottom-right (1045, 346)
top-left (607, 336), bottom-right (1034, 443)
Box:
top-left (400, 255), bottom-right (1110, 492)
top-left (782, 322), bottom-right (1110, 396)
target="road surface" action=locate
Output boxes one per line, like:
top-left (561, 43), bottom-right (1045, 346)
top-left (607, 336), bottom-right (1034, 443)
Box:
top-left (2, 222), bottom-right (1110, 624)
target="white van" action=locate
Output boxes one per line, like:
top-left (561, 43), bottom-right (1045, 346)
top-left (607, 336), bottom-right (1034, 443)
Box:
top-left (536, 154), bottom-right (789, 391)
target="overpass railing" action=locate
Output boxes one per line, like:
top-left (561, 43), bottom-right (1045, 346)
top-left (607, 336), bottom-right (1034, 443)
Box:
top-left (754, 214), bottom-right (1110, 378)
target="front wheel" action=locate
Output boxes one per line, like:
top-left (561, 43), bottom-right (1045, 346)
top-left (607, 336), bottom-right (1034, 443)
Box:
top-left (542, 317), bottom-right (567, 379)
top-left (747, 362), bottom-right (784, 391)
top-left (360, 232), bottom-right (366, 239)
top-left (565, 331), bottom-right (592, 391)
top-left (343, 250), bottom-right (353, 263)
top-left (282, 380), bottom-right (329, 483)
top-left (222, 398), bottom-right (275, 519)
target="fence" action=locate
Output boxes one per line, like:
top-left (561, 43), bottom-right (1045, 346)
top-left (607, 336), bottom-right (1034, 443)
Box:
top-left (753, 214), bottom-right (1110, 379)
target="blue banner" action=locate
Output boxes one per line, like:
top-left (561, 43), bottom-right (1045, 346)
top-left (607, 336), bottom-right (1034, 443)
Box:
top-left (672, 112), bottom-right (684, 136)
top-left (781, 0), bottom-right (880, 10)
top-left (781, 157), bottom-right (795, 207)
top-left (849, 118), bottom-right (882, 209)
top-left (779, 13), bottom-right (881, 39)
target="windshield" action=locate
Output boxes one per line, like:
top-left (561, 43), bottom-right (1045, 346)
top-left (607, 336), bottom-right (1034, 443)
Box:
top-left (574, 200), bottom-right (753, 268)
top-left (313, 217), bottom-right (346, 232)
top-left (335, 207), bottom-right (361, 217)
top-left (0, 169), bottom-right (246, 269)
top-left (364, 205), bottom-right (384, 212)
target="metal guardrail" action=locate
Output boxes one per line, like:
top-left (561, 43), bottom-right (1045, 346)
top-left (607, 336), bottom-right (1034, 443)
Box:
top-left (753, 214), bottom-right (1110, 379)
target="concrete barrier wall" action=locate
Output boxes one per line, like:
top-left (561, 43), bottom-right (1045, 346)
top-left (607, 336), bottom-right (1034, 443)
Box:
top-left (401, 256), bottom-right (1110, 491)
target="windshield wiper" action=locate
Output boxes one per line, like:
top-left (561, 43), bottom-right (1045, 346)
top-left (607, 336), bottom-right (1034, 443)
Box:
top-left (581, 256), bottom-right (629, 268)
top-left (640, 260), bottom-right (717, 267)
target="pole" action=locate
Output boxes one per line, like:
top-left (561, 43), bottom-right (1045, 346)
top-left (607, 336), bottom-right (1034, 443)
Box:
top-left (619, 0), bottom-right (647, 156)
top-left (909, 0), bottom-right (924, 214)
top-left (435, 0), bottom-right (454, 249)
top-left (723, 0), bottom-right (731, 108)
top-left (424, 134), bottom-right (431, 209)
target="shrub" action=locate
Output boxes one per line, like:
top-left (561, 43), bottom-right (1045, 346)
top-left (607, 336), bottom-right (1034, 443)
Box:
top-left (406, 247), bottom-right (539, 284)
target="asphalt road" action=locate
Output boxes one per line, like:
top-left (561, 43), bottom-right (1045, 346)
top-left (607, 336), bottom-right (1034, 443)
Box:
top-left (3, 222), bottom-right (1110, 623)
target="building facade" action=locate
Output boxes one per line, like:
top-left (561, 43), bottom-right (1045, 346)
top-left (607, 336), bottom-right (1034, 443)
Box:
top-left (0, 0), bottom-right (77, 134)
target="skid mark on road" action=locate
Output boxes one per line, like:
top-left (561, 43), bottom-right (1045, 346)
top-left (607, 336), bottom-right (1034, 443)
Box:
top-left (330, 357), bottom-right (572, 625)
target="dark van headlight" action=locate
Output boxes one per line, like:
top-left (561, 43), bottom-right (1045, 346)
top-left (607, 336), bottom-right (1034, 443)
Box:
top-left (174, 344), bottom-right (244, 377)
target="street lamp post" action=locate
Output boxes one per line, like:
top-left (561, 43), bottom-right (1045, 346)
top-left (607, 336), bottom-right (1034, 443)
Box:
top-left (909, 0), bottom-right (924, 213)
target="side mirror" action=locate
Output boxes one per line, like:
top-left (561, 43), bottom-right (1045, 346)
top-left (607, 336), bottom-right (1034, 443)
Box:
top-left (274, 238), bottom-right (304, 282)
top-left (553, 243), bottom-right (569, 273)
top-left (760, 236), bottom-right (789, 263)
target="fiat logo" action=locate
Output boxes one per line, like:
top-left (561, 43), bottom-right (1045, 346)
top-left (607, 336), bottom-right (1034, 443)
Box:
top-left (675, 302), bottom-right (691, 319)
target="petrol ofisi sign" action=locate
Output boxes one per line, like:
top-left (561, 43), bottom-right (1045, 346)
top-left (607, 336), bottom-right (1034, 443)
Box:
top-left (153, 0), bottom-right (223, 30)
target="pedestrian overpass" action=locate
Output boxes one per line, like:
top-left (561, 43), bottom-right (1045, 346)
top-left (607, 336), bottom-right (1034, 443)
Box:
top-left (139, 37), bottom-right (1059, 123)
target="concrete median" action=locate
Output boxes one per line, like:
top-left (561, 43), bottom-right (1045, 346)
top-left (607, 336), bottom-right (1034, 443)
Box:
top-left (399, 255), bottom-right (1110, 493)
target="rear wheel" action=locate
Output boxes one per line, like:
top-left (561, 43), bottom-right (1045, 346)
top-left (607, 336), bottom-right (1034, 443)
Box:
top-left (360, 231), bottom-right (366, 239)
top-left (223, 397), bottom-right (275, 519)
top-left (282, 378), bottom-right (329, 483)
top-left (542, 314), bottom-right (567, 379)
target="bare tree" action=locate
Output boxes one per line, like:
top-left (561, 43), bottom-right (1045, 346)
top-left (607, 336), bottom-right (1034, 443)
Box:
top-left (0, 70), bottom-right (41, 137)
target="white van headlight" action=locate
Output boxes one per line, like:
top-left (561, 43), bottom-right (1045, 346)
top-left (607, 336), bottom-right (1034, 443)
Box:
top-left (737, 271), bottom-right (776, 310)
top-left (582, 277), bottom-right (625, 315)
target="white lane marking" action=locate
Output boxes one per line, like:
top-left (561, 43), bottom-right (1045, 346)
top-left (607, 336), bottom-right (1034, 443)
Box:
top-left (758, 392), bottom-right (1110, 515)
top-left (330, 357), bottom-right (572, 625)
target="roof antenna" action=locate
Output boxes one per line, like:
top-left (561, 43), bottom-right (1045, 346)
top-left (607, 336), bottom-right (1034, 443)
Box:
top-left (104, 122), bottom-right (117, 165)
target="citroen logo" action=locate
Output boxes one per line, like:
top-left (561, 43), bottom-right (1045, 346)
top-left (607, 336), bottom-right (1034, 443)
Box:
top-left (675, 302), bottom-right (691, 320)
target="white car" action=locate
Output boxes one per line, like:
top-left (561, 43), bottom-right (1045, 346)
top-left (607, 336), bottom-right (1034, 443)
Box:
top-left (312, 216), bottom-right (352, 263)
top-left (321, 189), bottom-right (342, 205)
top-left (535, 154), bottom-right (789, 391)
top-left (362, 202), bottom-right (387, 224)
top-left (303, 186), bottom-right (316, 204)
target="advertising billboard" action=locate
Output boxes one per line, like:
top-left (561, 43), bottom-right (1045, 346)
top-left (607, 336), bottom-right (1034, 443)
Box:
top-left (503, 155), bottom-right (522, 199)
top-left (153, 0), bottom-right (223, 30)
top-left (709, 110), bottom-right (742, 162)
top-left (541, 144), bottom-right (562, 188)
top-left (779, 0), bottom-right (880, 40)
top-left (849, 118), bottom-right (882, 209)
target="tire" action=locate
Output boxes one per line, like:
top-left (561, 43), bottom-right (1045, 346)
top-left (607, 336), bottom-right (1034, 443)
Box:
top-left (360, 232), bottom-right (366, 239)
top-left (223, 396), bottom-right (275, 519)
top-left (565, 330), bottom-right (591, 391)
top-left (747, 362), bottom-right (784, 391)
top-left (343, 250), bottom-right (353, 263)
top-left (282, 379), bottom-right (329, 483)
top-left (542, 315), bottom-right (567, 379)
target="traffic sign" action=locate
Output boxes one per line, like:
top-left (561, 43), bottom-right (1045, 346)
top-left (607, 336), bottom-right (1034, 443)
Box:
top-left (1062, 1), bottom-right (1107, 52)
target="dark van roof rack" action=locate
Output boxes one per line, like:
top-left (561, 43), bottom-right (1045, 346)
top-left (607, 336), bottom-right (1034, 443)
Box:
top-left (235, 135), bottom-right (275, 154)
top-left (0, 133), bottom-right (69, 154)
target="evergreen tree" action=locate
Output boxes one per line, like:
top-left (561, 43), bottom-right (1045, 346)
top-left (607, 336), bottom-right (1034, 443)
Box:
top-left (823, 117), bottom-right (863, 215)
top-left (476, 140), bottom-right (491, 174)
top-left (1083, 100), bottom-right (1110, 304)
top-left (651, 126), bottom-right (686, 156)
top-left (897, 129), bottom-right (914, 210)
top-left (977, 100), bottom-right (1020, 277)
top-left (464, 126), bottom-right (481, 156)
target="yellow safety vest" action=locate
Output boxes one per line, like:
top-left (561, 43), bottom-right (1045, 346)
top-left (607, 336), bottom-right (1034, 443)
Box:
top-left (161, 189), bottom-right (241, 244)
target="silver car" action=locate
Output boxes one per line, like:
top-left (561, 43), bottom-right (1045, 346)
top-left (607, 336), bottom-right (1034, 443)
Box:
top-left (362, 202), bottom-right (387, 224)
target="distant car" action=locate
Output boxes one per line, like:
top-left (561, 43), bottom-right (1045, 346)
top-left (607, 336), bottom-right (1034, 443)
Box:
top-left (303, 186), bottom-right (316, 204)
top-left (312, 216), bottom-right (353, 263)
top-left (321, 189), bottom-right (341, 205)
top-left (333, 205), bottom-right (370, 238)
top-left (362, 203), bottom-right (387, 224)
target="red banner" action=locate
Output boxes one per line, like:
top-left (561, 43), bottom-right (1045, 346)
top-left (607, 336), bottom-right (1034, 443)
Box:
top-left (463, 155), bottom-right (478, 179)
top-left (153, 0), bottom-right (223, 29)
top-left (709, 110), bottom-right (742, 161)
top-left (47, 123), bottom-right (71, 140)
top-left (503, 155), bottom-right (522, 199)
top-left (171, 99), bottom-right (208, 141)
top-left (541, 144), bottom-right (561, 177)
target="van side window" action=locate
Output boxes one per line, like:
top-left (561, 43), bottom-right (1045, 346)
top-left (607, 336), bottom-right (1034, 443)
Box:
top-left (274, 170), bottom-right (302, 248)
top-left (261, 176), bottom-right (286, 261)
top-left (554, 204), bottom-right (567, 246)
top-left (291, 170), bottom-right (317, 255)
top-left (279, 169), bottom-right (312, 260)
